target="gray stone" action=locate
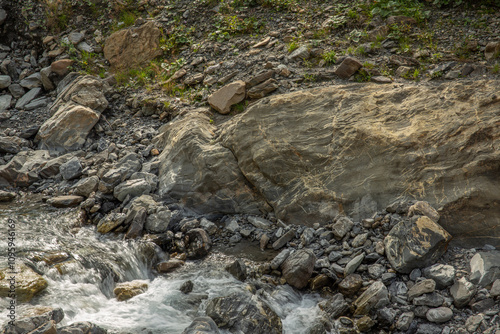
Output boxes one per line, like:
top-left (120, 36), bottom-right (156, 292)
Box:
top-left (114, 179), bottom-right (152, 202)
top-left (40, 66), bottom-right (55, 91)
top-left (351, 233), bottom-right (368, 248)
top-left (423, 264), bottom-right (455, 289)
top-left (416, 323), bottom-right (443, 334)
top-left (271, 248), bottom-right (291, 270)
top-left (300, 228), bottom-right (315, 246)
top-left (185, 228), bottom-right (211, 259)
top-left (247, 216), bottom-right (272, 229)
top-left (450, 277), bottom-right (476, 308)
top-left (77, 42), bottom-right (94, 53)
top-left (413, 292), bottom-right (444, 307)
top-left (0, 74), bottom-right (11, 88)
top-left (465, 314), bottom-right (484, 333)
top-left (97, 212), bottom-right (126, 234)
top-left (408, 279), bottom-right (436, 300)
top-left (68, 32), bottom-right (84, 45)
top-left (287, 45), bottom-right (310, 61)
top-left (72, 177), bottom-right (98, 198)
top-left (344, 253), bottom-right (364, 276)
top-left (15, 87), bottom-right (41, 109)
top-left (396, 312), bottom-right (414, 331)
top-left (490, 279), bottom-right (500, 297)
top-left (385, 216), bottom-right (451, 273)
top-left (129, 171), bottom-right (158, 192)
top-left (0, 9), bottom-right (6, 25)
top-left (0, 190), bottom-right (16, 202)
top-left (318, 293), bottom-right (348, 319)
top-left (272, 229), bottom-right (295, 250)
top-left (24, 97), bottom-right (49, 111)
top-left (281, 249), bottom-right (316, 289)
top-left (200, 217), bottom-right (218, 235)
top-left (225, 259), bottom-right (247, 281)
top-left (353, 281), bottom-right (389, 315)
top-left (0, 136), bottom-right (21, 154)
top-left (367, 263), bottom-right (386, 279)
top-left (208, 81), bottom-right (246, 114)
top-left (206, 293), bottom-right (282, 334)
top-left (331, 216), bottom-right (354, 239)
top-left (0, 150), bottom-right (50, 187)
top-left (470, 251), bottom-right (500, 287)
top-left (8, 83), bottom-right (25, 98)
top-left (0, 94), bottom-right (11, 111)
top-left (182, 317), bottom-right (220, 334)
top-left (59, 157), bottom-right (82, 180)
top-left (247, 78), bottom-right (279, 99)
top-left (20, 72), bottom-right (42, 89)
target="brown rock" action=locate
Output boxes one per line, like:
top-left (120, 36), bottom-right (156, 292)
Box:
top-left (104, 21), bottom-right (162, 72)
top-left (247, 78), bottom-right (279, 99)
top-left (485, 41), bottom-right (500, 61)
top-left (338, 274), bottom-right (363, 296)
top-left (50, 59), bottom-right (74, 76)
top-left (246, 70), bottom-right (275, 88)
top-left (335, 57), bottom-right (362, 79)
top-left (157, 259), bottom-right (185, 273)
top-left (114, 280), bottom-right (148, 301)
top-left (0, 264), bottom-right (48, 302)
top-left (47, 195), bottom-right (84, 208)
top-left (408, 201), bottom-right (440, 223)
top-left (208, 80), bottom-right (246, 114)
top-left (252, 36), bottom-right (271, 48)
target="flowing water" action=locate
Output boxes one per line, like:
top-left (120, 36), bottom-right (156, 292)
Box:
top-left (0, 198), bottom-right (326, 333)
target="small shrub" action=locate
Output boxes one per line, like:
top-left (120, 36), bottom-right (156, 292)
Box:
top-left (322, 50), bottom-right (337, 65)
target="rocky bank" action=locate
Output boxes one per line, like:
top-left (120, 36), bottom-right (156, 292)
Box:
top-left (1, 0), bottom-right (500, 333)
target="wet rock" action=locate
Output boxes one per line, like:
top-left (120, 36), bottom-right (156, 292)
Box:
top-left (58, 322), bottom-right (107, 334)
top-left (450, 277), bottom-right (476, 308)
top-left (318, 293), bottom-right (348, 319)
top-left (114, 280), bottom-right (148, 301)
top-left (104, 21), bottom-right (162, 71)
top-left (335, 57), bottom-right (362, 79)
top-left (114, 179), bottom-right (152, 202)
top-left (47, 195), bottom-right (84, 208)
top-left (72, 176), bottom-right (99, 197)
top-left (59, 157), bottom-right (82, 180)
top-left (185, 228), bottom-right (211, 259)
top-left (180, 280), bottom-right (193, 294)
top-left (37, 104), bottom-right (99, 153)
top-left (15, 87), bottom-right (41, 109)
top-left (338, 274), bottom-right (363, 296)
top-left (97, 212), bottom-right (126, 234)
top-left (0, 190), bottom-right (16, 202)
top-left (272, 229), bottom-right (295, 250)
top-left (125, 207), bottom-right (147, 239)
top-left (0, 264), bottom-right (48, 302)
top-left (353, 281), bottom-right (389, 315)
top-left (208, 80), bottom-right (246, 114)
top-left (281, 249), bottom-right (316, 289)
top-left (157, 259), bottom-right (185, 273)
top-left (27, 320), bottom-right (57, 334)
top-left (385, 216), bottom-right (451, 273)
top-left (470, 251), bottom-right (500, 287)
top-left (206, 293), bottom-right (282, 334)
top-left (247, 78), bottom-right (278, 99)
top-left (225, 259), bottom-right (247, 281)
top-left (182, 317), bottom-right (220, 334)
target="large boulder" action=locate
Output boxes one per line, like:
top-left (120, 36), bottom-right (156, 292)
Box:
top-left (153, 110), bottom-right (269, 216)
top-left (281, 249), bottom-right (316, 289)
top-left (384, 216), bottom-right (451, 273)
top-left (0, 264), bottom-right (48, 302)
top-left (205, 293), bottom-right (282, 334)
top-left (104, 21), bottom-right (162, 72)
top-left (218, 81), bottom-right (500, 247)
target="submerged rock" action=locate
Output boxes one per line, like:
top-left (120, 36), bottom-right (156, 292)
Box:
top-left (114, 280), bottom-right (148, 301)
top-left (182, 317), bottom-right (220, 334)
top-left (206, 293), bottom-right (282, 334)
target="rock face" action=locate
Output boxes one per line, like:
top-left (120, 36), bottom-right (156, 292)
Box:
top-left (104, 21), bottom-right (162, 71)
top-left (205, 293), bottom-right (282, 334)
top-left (153, 111), bottom-right (269, 216)
top-left (384, 216), bottom-right (451, 273)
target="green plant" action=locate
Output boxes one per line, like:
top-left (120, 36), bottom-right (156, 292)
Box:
top-left (355, 69), bottom-right (372, 82)
top-left (287, 40), bottom-right (299, 53)
top-left (368, 0), bottom-right (429, 22)
top-left (210, 15), bottom-right (263, 41)
top-left (303, 73), bottom-right (317, 82)
top-left (322, 50), bottom-right (337, 65)
top-left (355, 45), bottom-right (367, 56)
top-left (493, 63), bottom-right (500, 74)
top-left (160, 25), bottom-right (195, 55)
top-left (260, 0), bottom-right (298, 11)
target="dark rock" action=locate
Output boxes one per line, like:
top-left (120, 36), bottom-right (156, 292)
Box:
top-left (206, 293), bottom-right (282, 334)
top-left (225, 259), bottom-right (247, 281)
top-left (353, 281), bottom-right (389, 315)
top-left (272, 229), bottom-right (295, 250)
top-left (450, 277), bottom-right (476, 308)
top-left (185, 228), bottom-right (211, 259)
top-left (58, 322), bottom-right (107, 334)
top-left (318, 293), bottom-right (348, 319)
top-left (281, 249), bottom-right (316, 289)
top-left (335, 57), bottom-right (362, 79)
top-left (247, 78), bottom-right (279, 99)
top-left (182, 317), bottom-right (220, 334)
top-left (0, 190), bottom-right (16, 202)
top-left (470, 251), bottom-right (500, 287)
top-left (59, 157), bottom-right (82, 180)
top-left (180, 280), bottom-right (194, 294)
top-left (385, 216), bottom-right (451, 273)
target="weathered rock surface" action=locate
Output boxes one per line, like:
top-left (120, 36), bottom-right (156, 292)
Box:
top-left (182, 317), bottom-right (220, 334)
top-left (384, 216), bottom-right (451, 273)
top-left (335, 57), bottom-right (363, 78)
top-left (47, 195), bottom-right (84, 208)
top-left (208, 80), bottom-right (246, 114)
top-left (469, 251), bottom-right (500, 287)
top-left (450, 277), bottom-right (476, 308)
top-left (218, 81), bottom-right (500, 246)
top-left (153, 111), bottom-right (268, 216)
top-left (353, 281), bottom-right (389, 315)
top-left (104, 21), bottom-right (162, 72)
top-left (206, 293), bottom-right (282, 334)
top-left (0, 150), bottom-right (50, 187)
top-left (281, 249), bottom-right (316, 289)
top-left (0, 264), bottom-right (48, 302)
